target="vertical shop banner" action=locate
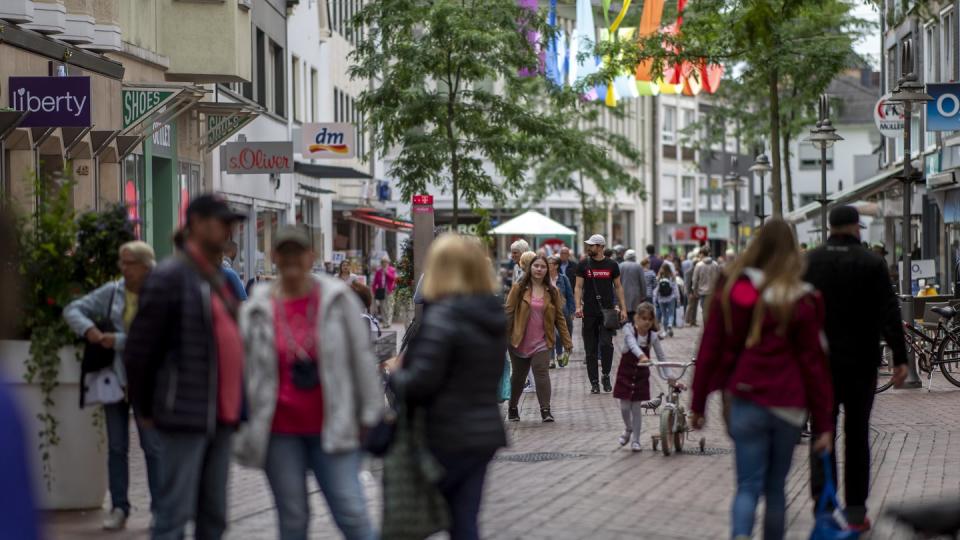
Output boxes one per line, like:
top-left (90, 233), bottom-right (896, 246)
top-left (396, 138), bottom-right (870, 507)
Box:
top-left (8, 76), bottom-right (91, 127)
top-left (301, 123), bottom-right (357, 159)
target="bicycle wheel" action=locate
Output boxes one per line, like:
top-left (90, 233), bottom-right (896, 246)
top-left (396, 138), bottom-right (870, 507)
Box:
top-left (876, 344), bottom-right (895, 394)
top-left (673, 410), bottom-right (686, 453)
top-left (659, 408), bottom-right (675, 456)
top-left (936, 332), bottom-right (960, 388)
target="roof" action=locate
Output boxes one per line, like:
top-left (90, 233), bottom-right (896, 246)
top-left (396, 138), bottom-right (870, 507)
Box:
top-left (491, 210), bottom-right (577, 236)
top-left (785, 165), bottom-right (902, 224)
top-left (829, 70), bottom-right (881, 125)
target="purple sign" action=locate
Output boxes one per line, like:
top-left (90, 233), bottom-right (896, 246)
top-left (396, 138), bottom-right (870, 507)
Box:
top-left (8, 76), bottom-right (91, 127)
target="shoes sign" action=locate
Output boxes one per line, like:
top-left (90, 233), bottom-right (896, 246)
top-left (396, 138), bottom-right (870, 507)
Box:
top-left (223, 141), bottom-right (294, 174)
top-left (301, 122), bottom-right (356, 159)
top-left (8, 76), bottom-right (91, 127)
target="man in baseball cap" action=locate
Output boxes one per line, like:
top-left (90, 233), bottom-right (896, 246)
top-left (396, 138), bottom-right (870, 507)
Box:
top-left (584, 234), bottom-right (606, 246)
top-left (575, 233), bottom-right (627, 393)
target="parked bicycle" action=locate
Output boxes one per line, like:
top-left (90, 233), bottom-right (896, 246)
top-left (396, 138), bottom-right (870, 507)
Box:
top-left (879, 306), bottom-right (960, 393)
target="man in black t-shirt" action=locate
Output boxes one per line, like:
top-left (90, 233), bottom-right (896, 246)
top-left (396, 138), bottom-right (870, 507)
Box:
top-left (575, 234), bottom-right (628, 394)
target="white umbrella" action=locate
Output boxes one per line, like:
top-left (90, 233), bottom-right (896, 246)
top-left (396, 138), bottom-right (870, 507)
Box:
top-left (491, 210), bottom-right (577, 237)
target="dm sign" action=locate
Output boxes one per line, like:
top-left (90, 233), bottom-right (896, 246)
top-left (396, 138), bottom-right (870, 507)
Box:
top-left (9, 76), bottom-right (91, 127)
top-left (302, 122), bottom-right (357, 159)
top-left (874, 93), bottom-right (904, 138)
top-left (926, 83), bottom-right (960, 132)
top-left (223, 141), bottom-right (293, 174)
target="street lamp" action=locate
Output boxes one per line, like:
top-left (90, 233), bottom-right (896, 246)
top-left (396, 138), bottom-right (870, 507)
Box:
top-left (887, 38), bottom-right (931, 389)
top-left (749, 154), bottom-right (772, 225)
top-left (724, 172), bottom-right (745, 254)
top-left (804, 95), bottom-right (843, 245)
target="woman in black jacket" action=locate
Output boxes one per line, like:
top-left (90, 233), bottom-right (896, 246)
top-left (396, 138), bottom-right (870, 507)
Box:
top-left (388, 234), bottom-right (507, 540)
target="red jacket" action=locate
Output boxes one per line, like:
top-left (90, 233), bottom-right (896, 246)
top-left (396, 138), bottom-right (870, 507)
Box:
top-left (690, 272), bottom-right (834, 434)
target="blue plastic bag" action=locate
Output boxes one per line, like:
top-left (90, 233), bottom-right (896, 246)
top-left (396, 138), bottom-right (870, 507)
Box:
top-left (498, 354), bottom-right (511, 403)
top-left (810, 453), bottom-right (860, 540)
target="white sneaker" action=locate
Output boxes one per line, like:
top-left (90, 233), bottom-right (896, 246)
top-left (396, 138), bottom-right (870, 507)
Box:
top-left (618, 431), bottom-right (631, 446)
top-left (631, 441), bottom-right (642, 453)
top-left (102, 508), bottom-right (128, 530)
top-left (522, 384), bottom-right (535, 394)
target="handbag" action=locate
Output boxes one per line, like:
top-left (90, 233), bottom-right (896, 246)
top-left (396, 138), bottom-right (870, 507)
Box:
top-left (588, 259), bottom-right (621, 331)
top-left (375, 287), bottom-right (386, 301)
top-left (498, 354), bottom-right (512, 403)
top-left (810, 452), bottom-right (860, 540)
top-left (80, 283), bottom-right (118, 374)
top-left (381, 400), bottom-right (450, 540)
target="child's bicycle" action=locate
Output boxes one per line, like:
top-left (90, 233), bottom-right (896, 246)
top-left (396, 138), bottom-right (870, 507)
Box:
top-left (638, 357), bottom-right (706, 456)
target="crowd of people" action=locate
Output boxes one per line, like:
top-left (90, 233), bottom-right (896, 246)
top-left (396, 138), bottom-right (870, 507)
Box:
top-left (56, 191), bottom-right (909, 540)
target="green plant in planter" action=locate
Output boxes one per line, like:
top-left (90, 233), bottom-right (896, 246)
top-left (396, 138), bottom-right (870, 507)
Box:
top-left (75, 203), bottom-right (135, 289)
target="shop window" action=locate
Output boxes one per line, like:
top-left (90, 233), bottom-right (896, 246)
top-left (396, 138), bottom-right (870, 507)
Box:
top-left (178, 162), bottom-right (202, 227)
top-left (123, 154), bottom-right (146, 240)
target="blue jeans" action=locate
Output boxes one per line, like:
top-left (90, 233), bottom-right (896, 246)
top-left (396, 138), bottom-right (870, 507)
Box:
top-left (433, 449), bottom-right (495, 540)
top-left (657, 300), bottom-right (676, 330)
top-left (103, 401), bottom-right (162, 514)
top-left (152, 426), bottom-right (233, 540)
top-left (264, 435), bottom-right (375, 540)
top-left (728, 398), bottom-right (801, 540)
top-left (554, 314), bottom-right (573, 357)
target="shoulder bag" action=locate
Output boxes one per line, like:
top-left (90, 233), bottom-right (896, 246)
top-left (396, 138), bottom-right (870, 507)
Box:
top-left (81, 283), bottom-right (118, 374)
top-left (588, 259), bottom-right (621, 331)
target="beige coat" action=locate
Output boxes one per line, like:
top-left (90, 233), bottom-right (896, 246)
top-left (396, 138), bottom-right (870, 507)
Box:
top-left (505, 283), bottom-right (573, 351)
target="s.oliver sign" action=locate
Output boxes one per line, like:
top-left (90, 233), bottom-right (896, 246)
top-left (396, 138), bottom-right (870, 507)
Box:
top-left (223, 141), bottom-right (293, 174)
top-left (9, 76), bottom-right (91, 127)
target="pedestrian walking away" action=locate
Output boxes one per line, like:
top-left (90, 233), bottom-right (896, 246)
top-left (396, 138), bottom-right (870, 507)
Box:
top-left (690, 219), bottom-right (834, 540)
top-left (64, 241), bottom-right (161, 531)
top-left (640, 258), bottom-right (657, 300)
top-left (803, 205), bottom-right (909, 532)
top-left (385, 234), bottom-right (508, 540)
top-left (124, 194), bottom-right (247, 540)
top-left (691, 247), bottom-right (720, 325)
top-left (646, 244), bottom-right (663, 274)
top-left (548, 255), bottom-right (575, 368)
top-left (614, 303), bottom-right (666, 452)
top-left (560, 246), bottom-right (579, 287)
top-left (653, 264), bottom-right (679, 338)
top-left (683, 249), bottom-right (700, 327)
top-left (373, 255), bottom-right (397, 325)
top-left (619, 249), bottom-right (646, 322)
top-left (506, 254), bottom-right (573, 422)
top-left (235, 225), bottom-right (382, 540)
top-left (574, 234), bottom-right (628, 394)
top-left (352, 281), bottom-right (383, 341)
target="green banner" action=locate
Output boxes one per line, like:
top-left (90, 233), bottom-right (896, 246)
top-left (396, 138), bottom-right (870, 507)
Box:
top-left (122, 88), bottom-right (178, 128)
top-left (206, 114), bottom-right (251, 149)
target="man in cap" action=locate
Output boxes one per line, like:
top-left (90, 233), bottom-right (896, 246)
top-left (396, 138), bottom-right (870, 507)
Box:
top-left (613, 244), bottom-right (626, 263)
top-left (575, 234), bottom-right (628, 394)
top-left (804, 205), bottom-right (908, 532)
top-left (125, 193), bottom-right (247, 540)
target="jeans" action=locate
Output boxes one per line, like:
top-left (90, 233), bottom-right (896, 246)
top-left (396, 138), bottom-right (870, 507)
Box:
top-left (508, 350), bottom-right (552, 411)
top-left (152, 426), bottom-right (233, 540)
top-left (554, 314), bottom-right (573, 357)
top-left (582, 315), bottom-right (614, 384)
top-left (810, 365), bottom-right (877, 524)
top-left (685, 294), bottom-right (698, 325)
top-left (103, 400), bottom-right (162, 514)
top-left (433, 450), bottom-right (495, 540)
top-left (728, 398), bottom-right (801, 540)
top-left (264, 435), bottom-right (375, 540)
top-left (657, 300), bottom-right (677, 330)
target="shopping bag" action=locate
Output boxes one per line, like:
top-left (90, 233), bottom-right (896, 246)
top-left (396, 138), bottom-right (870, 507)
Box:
top-left (810, 452), bottom-right (860, 540)
top-left (498, 355), bottom-right (511, 403)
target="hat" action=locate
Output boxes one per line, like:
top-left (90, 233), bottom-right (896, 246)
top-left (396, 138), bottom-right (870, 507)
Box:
top-left (584, 234), bottom-right (606, 246)
top-left (828, 205), bottom-right (866, 229)
top-left (274, 225), bottom-right (311, 250)
top-left (624, 249), bottom-right (637, 261)
top-left (186, 194), bottom-right (246, 224)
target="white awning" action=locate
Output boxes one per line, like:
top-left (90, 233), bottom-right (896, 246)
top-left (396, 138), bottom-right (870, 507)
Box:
top-left (491, 210), bottom-right (576, 236)
top-left (785, 166), bottom-right (903, 224)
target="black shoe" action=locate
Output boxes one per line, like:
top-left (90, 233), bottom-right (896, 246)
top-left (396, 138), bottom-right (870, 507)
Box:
top-left (541, 408), bottom-right (555, 422)
top-left (508, 407), bottom-right (520, 422)
top-left (602, 376), bottom-right (612, 393)
top-left (590, 383), bottom-right (600, 394)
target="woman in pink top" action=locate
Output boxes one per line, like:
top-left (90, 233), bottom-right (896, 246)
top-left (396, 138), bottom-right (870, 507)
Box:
top-left (372, 255), bottom-right (397, 325)
top-left (505, 254), bottom-right (573, 422)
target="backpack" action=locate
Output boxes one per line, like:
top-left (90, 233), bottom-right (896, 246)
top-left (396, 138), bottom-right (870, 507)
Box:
top-left (657, 279), bottom-right (673, 297)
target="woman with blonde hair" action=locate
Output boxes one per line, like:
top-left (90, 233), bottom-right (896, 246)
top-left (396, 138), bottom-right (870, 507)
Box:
top-left (690, 219), bottom-right (834, 540)
top-left (387, 234), bottom-right (507, 540)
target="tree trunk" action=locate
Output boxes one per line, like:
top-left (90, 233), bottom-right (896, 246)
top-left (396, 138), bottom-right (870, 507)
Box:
top-left (768, 68), bottom-right (783, 217)
top-left (578, 170), bottom-right (590, 236)
top-left (446, 95), bottom-right (460, 228)
top-left (782, 128), bottom-right (795, 213)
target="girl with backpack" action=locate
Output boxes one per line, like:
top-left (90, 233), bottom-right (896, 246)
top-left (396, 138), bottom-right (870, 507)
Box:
top-left (653, 264), bottom-right (679, 337)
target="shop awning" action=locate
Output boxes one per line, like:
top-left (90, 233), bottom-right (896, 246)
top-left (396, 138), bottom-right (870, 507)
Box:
top-left (491, 210), bottom-right (576, 236)
top-left (121, 83), bottom-right (206, 139)
top-left (785, 166), bottom-right (905, 224)
top-left (195, 102), bottom-right (262, 151)
top-left (295, 161), bottom-right (372, 179)
top-left (298, 182), bottom-right (335, 195)
top-left (344, 209), bottom-right (413, 232)
top-left (0, 111), bottom-right (28, 141)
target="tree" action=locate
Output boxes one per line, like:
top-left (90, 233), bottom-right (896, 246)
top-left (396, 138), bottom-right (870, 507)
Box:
top-left (351, 0), bottom-right (574, 227)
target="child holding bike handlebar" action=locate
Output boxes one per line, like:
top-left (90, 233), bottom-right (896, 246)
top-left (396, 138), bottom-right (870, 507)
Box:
top-left (614, 302), bottom-right (667, 452)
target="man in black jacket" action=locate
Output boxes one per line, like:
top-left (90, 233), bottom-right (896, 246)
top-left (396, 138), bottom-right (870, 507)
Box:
top-left (804, 205), bottom-right (908, 531)
top-left (125, 194), bottom-right (246, 540)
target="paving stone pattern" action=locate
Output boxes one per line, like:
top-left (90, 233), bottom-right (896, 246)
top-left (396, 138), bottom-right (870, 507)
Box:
top-left (47, 321), bottom-right (960, 539)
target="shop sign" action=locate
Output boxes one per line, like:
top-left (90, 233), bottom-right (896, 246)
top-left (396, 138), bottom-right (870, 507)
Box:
top-left (122, 88), bottom-right (179, 128)
top-left (151, 121), bottom-right (174, 158)
top-left (874, 93), bottom-right (904, 138)
top-left (690, 226), bottom-right (708, 242)
top-left (301, 122), bottom-right (356, 159)
top-left (223, 141), bottom-right (293, 174)
top-left (207, 114), bottom-right (248, 148)
top-left (8, 76), bottom-right (91, 127)
top-left (926, 83), bottom-right (960, 132)
top-left (898, 259), bottom-right (936, 279)
top-left (412, 194), bottom-right (434, 214)
top-left (698, 211), bottom-right (730, 239)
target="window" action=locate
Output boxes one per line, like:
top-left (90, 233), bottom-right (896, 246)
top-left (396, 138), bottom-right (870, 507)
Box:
top-left (292, 56), bottom-right (302, 122)
top-left (310, 68), bottom-right (319, 122)
top-left (255, 29), bottom-right (266, 108)
top-left (924, 22), bottom-right (938, 84)
top-left (333, 87), bottom-right (367, 159)
top-left (698, 177), bottom-right (708, 209)
top-left (680, 109), bottom-right (695, 143)
top-left (798, 143), bottom-right (834, 169)
top-left (662, 105), bottom-right (676, 144)
top-left (272, 41), bottom-right (284, 117)
top-left (681, 175), bottom-right (695, 200)
top-left (943, 8), bottom-right (955, 82)
top-left (662, 174), bottom-right (677, 211)
top-left (329, 0), bottom-right (364, 47)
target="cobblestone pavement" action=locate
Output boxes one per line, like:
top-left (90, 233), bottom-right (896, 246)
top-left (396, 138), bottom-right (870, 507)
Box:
top-left (47, 320), bottom-right (960, 539)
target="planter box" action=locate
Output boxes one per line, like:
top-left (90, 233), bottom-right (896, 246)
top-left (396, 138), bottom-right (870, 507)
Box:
top-left (0, 340), bottom-right (107, 510)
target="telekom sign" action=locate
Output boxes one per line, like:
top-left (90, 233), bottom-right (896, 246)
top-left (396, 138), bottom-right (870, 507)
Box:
top-left (222, 141), bottom-right (294, 174)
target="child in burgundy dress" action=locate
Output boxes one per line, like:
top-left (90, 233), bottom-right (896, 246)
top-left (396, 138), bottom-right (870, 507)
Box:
top-left (614, 302), bottom-right (666, 452)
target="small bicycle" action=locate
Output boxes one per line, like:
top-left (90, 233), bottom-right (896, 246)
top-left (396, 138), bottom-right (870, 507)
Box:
top-left (639, 358), bottom-right (706, 456)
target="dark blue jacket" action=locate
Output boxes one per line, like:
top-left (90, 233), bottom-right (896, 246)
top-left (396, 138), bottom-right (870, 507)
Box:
top-left (556, 274), bottom-right (575, 317)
